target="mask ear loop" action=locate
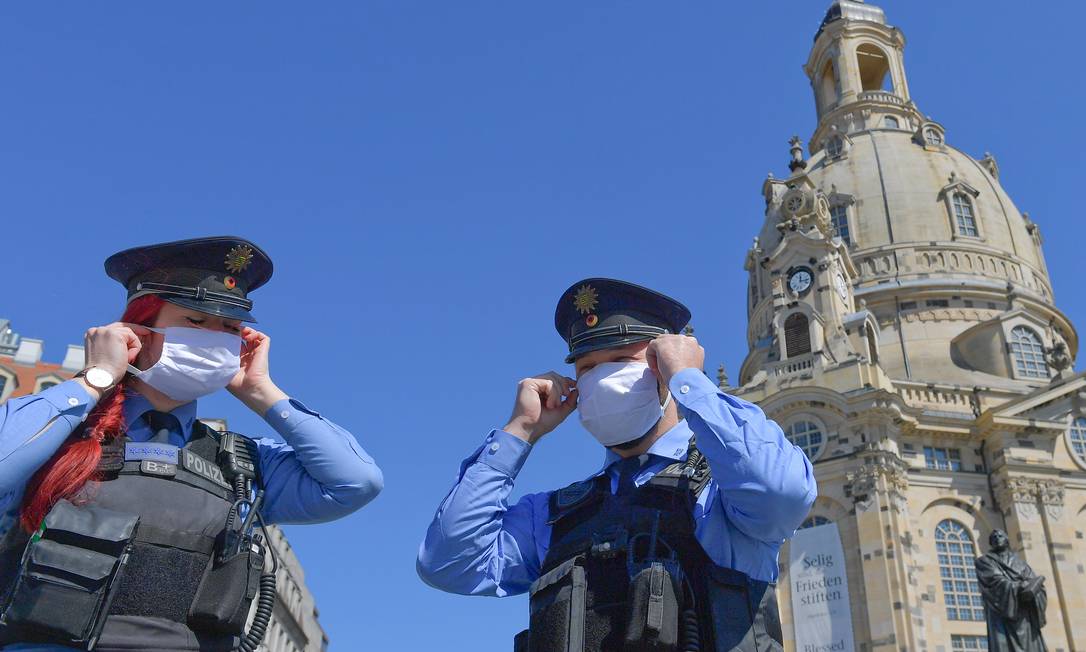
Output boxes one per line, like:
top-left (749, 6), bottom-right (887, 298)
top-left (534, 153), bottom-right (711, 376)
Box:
top-left (126, 327), bottom-right (165, 376)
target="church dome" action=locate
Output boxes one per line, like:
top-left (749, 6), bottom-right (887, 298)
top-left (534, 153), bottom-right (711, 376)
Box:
top-left (742, 0), bottom-right (1075, 389)
top-left (757, 128), bottom-right (1053, 305)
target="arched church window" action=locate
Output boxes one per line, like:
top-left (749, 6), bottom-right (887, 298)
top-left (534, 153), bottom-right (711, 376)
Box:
top-left (935, 520), bottom-right (984, 621)
top-left (924, 128), bottom-right (944, 146)
top-left (866, 329), bottom-right (879, 365)
top-left (856, 43), bottom-right (892, 92)
top-left (1010, 326), bottom-right (1049, 379)
top-left (952, 193), bottom-right (979, 237)
top-left (1068, 416), bottom-right (1086, 467)
top-left (785, 420), bottom-right (824, 462)
top-left (800, 515), bottom-right (831, 529)
top-left (825, 137), bottom-right (843, 158)
top-left (818, 60), bottom-right (840, 112)
top-left (784, 313), bottom-right (811, 358)
top-left (830, 204), bottom-right (851, 244)
top-left (883, 116), bottom-right (900, 129)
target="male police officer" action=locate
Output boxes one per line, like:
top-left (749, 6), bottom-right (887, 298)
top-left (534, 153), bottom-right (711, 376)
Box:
top-left (417, 278), bottom-right (816, 651)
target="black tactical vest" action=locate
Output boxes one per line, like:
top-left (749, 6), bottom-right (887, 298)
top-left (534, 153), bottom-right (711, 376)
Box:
top-left (517, 446), bottom-right (783, 652)
top-left (0, 421), bottom-right (259, 651)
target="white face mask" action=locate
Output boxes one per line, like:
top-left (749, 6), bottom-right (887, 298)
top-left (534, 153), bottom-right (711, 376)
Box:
top-left (127, 326), bottom-right (242, 402)
top-left (577, 362), bottom-right (671, 447)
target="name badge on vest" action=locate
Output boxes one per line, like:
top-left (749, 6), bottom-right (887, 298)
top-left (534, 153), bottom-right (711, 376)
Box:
top-left (125, 442), bottom-right (180, 464)
top-left (181, 449), bottom-right (231, 489)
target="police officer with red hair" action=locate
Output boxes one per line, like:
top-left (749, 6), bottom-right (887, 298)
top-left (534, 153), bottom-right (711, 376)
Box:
top-left (0, 237), bottom-right (382, 651)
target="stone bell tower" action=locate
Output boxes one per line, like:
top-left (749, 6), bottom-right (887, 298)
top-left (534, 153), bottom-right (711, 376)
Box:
top-left (731, 2), bottom-right (1086, 651)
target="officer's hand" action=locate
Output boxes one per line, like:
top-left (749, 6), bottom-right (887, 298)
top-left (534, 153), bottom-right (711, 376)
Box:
top-left (228, 327), bottom-right (288, 414)
top-left (503, 372), bottom-right (578, 444)
top-left (647, 334), bottom-right (705, 387)
top-left (83, 322), bottom-right (150, 389)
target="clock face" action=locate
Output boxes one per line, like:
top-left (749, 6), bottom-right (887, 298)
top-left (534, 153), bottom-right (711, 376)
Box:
top-left (835, 273), bottom-right (849, 302)
top-left (788, 268), bottom-right (813, 295)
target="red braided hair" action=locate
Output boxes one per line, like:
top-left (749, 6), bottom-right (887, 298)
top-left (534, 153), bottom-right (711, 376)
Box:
top-left (20, 295), bottom-right (166, 532)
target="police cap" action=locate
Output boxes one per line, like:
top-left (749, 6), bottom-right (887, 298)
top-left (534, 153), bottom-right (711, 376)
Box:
top-left (104, 236), bottom-right (273, 322)
top-left (554, 278), bottom-right (691, 363)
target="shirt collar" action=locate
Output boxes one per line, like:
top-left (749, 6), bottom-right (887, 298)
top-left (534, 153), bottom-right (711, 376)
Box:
top-left (121, 389), bottom-right (198, 440)
top-left (599, 419), bottom-right (694, 473)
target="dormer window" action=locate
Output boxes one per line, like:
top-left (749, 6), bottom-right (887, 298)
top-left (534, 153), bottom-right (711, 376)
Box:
top-left (830, 204), bottom-right (851, 244)
top-left (939, 174), bottom-right (982, 240)
top-left (826, 136), bottom-right (843, 157)
top-left (916, 121), bottom-right (947, 150)
top-left (952, 193), bottom-right (979, 237)
top-left (1009, 326), bottom-right (1049, 379)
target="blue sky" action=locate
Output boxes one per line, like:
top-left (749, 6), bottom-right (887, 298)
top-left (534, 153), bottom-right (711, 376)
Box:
top-left (2, 2), bottom-right (1084, 649)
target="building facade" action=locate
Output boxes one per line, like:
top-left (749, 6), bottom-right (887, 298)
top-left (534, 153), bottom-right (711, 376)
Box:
top-left (0, 319), bottom-right (328, 652)
top-left (0, 319), bottom-right (84, 401)
top-left (733, 3), bottom-right (1086, 651)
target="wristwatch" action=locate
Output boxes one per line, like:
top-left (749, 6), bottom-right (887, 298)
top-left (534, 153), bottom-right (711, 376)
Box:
top-left (74, 366), bottom-right (118, 392)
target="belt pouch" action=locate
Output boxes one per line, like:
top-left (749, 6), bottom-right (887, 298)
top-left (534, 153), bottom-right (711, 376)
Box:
top-left (0, 500), bottom-right (139, 650)
top-left (527, 559), bottom-right (586, 652)
top-left (623, 562), bottom-right (679, 651)
top-left (188, 543), bottom-right (263, 634)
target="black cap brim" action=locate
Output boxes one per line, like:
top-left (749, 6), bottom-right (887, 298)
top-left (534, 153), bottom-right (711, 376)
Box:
top-left (162, 296), bottom-right (258, 323)
top-left (564, 334), bottom-right (657, 364)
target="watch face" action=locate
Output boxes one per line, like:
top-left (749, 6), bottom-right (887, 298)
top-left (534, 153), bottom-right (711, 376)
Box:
top-left (85, 367), bottom-right (114, 389)
top-left (835, 273), bottom-right (849, 302)
top-left (788, 269), bottom-right (813, 295)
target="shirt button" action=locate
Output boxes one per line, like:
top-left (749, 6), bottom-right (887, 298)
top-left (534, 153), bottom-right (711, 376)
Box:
top-left (680, 385), bottom-right (690, 395)
top-left (67, 397), bottom-right (80, 407)
top-left (489, 442), bottom-right (500, 454)
top-left (280, 410), bottom-right (291, 419)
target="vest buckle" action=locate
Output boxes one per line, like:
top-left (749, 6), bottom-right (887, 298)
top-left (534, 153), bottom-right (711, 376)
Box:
top-left (589, 526), bottom-right (628, 558)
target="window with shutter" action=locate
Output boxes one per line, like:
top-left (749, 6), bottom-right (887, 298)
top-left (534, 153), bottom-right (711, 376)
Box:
top-left (785, 313), bottom-right (811, 358)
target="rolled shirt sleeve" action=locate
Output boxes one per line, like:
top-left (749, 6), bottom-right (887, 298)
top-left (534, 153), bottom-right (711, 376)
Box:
top-left (416, 429), bottom-right (548, 597)
top-left (257, 397), bottom-right (383, 524)
top-left (669, 368), bottom-right (816, 544)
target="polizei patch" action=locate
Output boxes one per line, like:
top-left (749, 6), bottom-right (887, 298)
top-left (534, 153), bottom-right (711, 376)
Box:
top-left (181, 450), bottom-right (230, 488)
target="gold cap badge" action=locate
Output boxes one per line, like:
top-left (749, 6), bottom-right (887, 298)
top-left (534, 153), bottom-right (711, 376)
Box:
top-left (225, 245), bottom-right (254, 274)
top-left (573, 284), bottom-right (599, 315)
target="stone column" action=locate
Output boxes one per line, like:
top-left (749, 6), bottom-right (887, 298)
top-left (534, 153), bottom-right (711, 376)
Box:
top-left (1035, 480), bottom-right (1086, 651)
top-left (993, 475), bottom-right (1072, 651)
top-left (845, 451), bottom-right (922, 651)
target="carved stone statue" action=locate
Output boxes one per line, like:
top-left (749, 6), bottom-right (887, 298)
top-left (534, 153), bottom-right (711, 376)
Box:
top-left (1044, 341), bottom-right (1071, 373)
top-left (974, 530), bottom-right (1047, 652)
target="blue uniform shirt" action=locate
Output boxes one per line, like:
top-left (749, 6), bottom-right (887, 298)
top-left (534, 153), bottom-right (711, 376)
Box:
top-left (417, 368), bottom-right (816, 596)
top-left (0, 380), bottom-right (384, 532)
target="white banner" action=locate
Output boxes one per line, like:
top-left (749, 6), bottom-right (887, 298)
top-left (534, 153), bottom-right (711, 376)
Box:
top-left (788, 522), bottom-right (855, 652)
